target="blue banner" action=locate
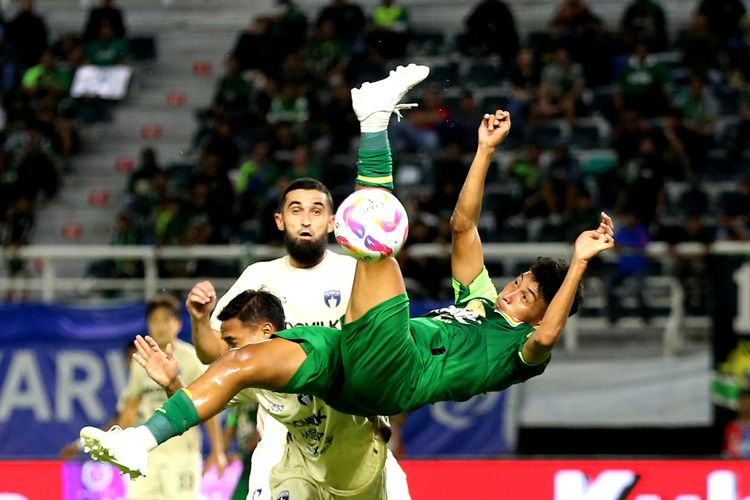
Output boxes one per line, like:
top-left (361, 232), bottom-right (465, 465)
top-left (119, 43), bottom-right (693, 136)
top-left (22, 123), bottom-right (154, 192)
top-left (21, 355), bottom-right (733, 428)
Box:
top-left (402, 392), bottom-right (511, 457)
top-left (0, 302), bottom-right (193, 458)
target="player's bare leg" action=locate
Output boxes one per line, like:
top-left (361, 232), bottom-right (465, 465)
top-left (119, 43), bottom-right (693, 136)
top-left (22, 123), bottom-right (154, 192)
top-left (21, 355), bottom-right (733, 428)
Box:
top-left (80, 337), bottom-right (305, 478)
top-left (345, 64), bottom-right (429, 323)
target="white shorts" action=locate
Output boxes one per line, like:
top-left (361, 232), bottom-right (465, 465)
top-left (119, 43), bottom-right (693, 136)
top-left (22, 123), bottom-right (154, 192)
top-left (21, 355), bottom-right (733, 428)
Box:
top-left (384, 449), bottom-right (411, 500)
top-left (126, 449), bottom-right (201, 500)
top-left (248, 438), bottom-right (286, 500)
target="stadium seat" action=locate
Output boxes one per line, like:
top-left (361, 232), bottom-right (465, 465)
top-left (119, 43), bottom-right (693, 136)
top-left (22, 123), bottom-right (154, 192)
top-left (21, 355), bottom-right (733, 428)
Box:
top-left (128, 36), bottom-right (158, 61)
top-left (528, 120), bottom-right (569, 150)
top-left (570, 117), bottom-right (611, 149)
top-left (466, 61), bottom-right (504, 88)
top-left (479, 90), bottom-right (511, 113)
top-left (424, 63), bottom-right (459, 87)
top-left (409, 31), bottom-right (446, 56)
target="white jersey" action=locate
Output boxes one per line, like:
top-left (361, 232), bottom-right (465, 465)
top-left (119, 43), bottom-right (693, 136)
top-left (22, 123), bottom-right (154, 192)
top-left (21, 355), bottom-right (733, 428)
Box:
top-left (211, 250), bottom-right (411, 498)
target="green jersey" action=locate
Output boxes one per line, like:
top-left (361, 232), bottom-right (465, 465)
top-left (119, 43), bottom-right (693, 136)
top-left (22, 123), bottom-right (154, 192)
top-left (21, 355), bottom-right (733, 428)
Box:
top-left (278, 268), bottom-right (549, 416)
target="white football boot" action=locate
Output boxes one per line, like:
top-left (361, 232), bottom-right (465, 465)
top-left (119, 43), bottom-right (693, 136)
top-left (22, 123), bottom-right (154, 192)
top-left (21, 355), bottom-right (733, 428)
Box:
top-left (351, 63), bottom-right (431, 132)
top-left (80, 426), bottom-right (149, 479)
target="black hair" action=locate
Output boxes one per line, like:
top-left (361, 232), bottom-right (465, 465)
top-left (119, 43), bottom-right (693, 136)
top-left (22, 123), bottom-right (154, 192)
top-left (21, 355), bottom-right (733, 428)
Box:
top-left (277, 177), bottom-right (333, 213)
top-left (217, 289), bottom-right (286, 332)
top-left (529, 257), bottom-right (584, 316)
top-left (146, 293), bottom-right (181, 320)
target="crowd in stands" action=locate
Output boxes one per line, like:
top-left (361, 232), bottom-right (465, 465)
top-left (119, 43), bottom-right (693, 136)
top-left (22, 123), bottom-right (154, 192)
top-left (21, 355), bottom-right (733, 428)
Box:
top-left (0, 0), bottom-right (134, 296)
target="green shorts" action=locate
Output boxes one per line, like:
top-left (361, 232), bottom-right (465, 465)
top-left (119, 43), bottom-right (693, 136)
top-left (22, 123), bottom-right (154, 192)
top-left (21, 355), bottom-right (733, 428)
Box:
top-left (337, 294), bottom-right (422, 416)
top-left (274, 325), bottom-right (343, 400)
top-left (275, 295), bottom-right (422, 416)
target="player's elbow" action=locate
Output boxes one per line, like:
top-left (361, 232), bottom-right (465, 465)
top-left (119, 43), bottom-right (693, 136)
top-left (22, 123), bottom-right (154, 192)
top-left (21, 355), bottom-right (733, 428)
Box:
top-left (450, 210), bottom-right (474, 234)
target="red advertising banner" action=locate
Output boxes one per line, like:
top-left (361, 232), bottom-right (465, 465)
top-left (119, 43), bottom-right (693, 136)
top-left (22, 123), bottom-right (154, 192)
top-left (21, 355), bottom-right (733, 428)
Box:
top-left (0, 461), bottom-right (62, 499)
top-left (4, 460), bottom-right (750, 499)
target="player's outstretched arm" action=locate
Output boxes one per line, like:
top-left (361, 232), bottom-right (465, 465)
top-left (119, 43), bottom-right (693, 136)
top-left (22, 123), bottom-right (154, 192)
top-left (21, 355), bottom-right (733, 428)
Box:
top-left (451, 110), bottom-right (511, 285)
top-left (523, 212), bottom-right (615, 364)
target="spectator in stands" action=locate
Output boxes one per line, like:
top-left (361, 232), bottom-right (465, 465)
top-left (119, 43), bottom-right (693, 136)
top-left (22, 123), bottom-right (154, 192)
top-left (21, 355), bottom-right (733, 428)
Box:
top-left (306, 20), bottom-right (350, 84)
top-left (676, 13), bottom-right (721, 79)
top-left (509, 142), bottom-right (543, 199)
top-left (1, 195), bottom-right (34, 301)
top-left (273, 0), bottom-right (309, 57)
top-left (232, 16), bottom-right (277, 75)
top-left (613, 41), bottom-right (670, 118)
top-left (619, 0), bottom-right (668, 53)
top-left (431, 141), bottom-right (470, 213)
top-left (460, 0), bottom-right (519, 65)
top-left (734, 85), bottom-right (750, 156)
top-left (129, 170), bottom-right (169, 238)
top-left (531, 46), bottom-right (585, 123)
top-left (212, 55), bottom-right (254, 117)
top-left (613, 108), bottom-right (653, 164)
top-left (366, 0), bottom-right (411, 59)
top-left (285, 144), bottom-right (321, 181)
top-left (85, 22), bottom-right (130, 66)
top-left (723, 178), bottom-right (750, 221)
top-left (191, 152), bottom-right (234, 231)
top-left (316, 0), bottom-right (366, 46)
top-left (723, 382), bottom-right (750, 459)
top-left (662, 107), bottom-right (698, 179)
top-left (546, 144), bottom-right (583, 212)
top-left (83, 0), bottom-right (126, 43)
top-left (319, 81), bottom-right (358, 153)
top-left (665, 213), bottom-right (715, 314)
top-left (0, 29), bottom-right (21, 94)
top-left (696, 0), bottom-right (748, 71)
top-left (126, 147), bottom-right (162, 196)
top-left (21, 49), bottom-right (71, 99)
top-left (444, 89), bottom-right (481, 150)
top-left (266, 83), bottom-right (311, 126)
top-left (234, 142), bottom-right (280, 222)
top-left (507, 47), bottom-right (541, 146)
top-left (549, 0), bottom-right (610, 85)
top-left (7, 0), bottom-right (47, 70)
top-left (673, 75), bottom-right (718, 173)
top-left (564, 183), bottom-right (599, 241)
top-left (617, 135), bottom-right (666, 223)
top-left (606, 209), bottom-right (651, 325)
top-left (200, 119), bottom-right (240, 172)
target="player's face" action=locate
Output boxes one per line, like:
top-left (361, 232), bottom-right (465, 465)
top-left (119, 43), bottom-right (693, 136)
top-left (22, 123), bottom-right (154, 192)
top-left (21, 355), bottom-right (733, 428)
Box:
top-left (220, 317), bottom-right (270, 348)
top-left (495, 272), bottom-right (547, 325)
top-left (147, 307), bottom-right (181, 348)
top-left (275, 189), bottom-right (334, 267)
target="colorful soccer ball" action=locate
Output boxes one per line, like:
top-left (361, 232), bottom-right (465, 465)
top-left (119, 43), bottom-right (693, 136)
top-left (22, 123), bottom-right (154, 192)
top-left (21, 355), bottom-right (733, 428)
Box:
top-left (334, 189), bottom-right (409, 261)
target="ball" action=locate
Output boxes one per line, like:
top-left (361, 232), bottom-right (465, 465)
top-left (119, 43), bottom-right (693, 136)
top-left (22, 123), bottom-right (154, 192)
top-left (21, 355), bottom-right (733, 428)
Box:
top-left (334, 189), bottom-right (409, 261)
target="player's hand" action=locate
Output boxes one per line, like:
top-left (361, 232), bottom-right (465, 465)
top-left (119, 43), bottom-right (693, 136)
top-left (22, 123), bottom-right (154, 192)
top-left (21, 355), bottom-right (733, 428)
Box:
top-left (186, 280), bottom-right (217, 322)
top-left (132, 335), bottom-right (180, 391)
top-left (204, 448), bottom-right (229, 478)
top-left (573, 212), bottom-right (615, 262)
top-left (478, 110), bottom-right (511, 149)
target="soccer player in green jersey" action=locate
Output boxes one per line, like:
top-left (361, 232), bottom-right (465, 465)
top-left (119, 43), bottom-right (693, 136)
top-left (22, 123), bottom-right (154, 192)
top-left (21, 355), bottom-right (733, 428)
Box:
top-left (81, 108), bottom-right (615, 475)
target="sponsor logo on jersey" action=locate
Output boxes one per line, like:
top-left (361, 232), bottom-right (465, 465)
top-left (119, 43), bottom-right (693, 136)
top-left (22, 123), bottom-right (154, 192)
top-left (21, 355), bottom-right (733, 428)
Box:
top-left (267, 403), bottom-right (284, 413)
top-left (276, 491), bottom-right (290, 500)
top-left (323, 290), bottom-right (342, 308)
top-left (297, 394), bottom-right (312, 406)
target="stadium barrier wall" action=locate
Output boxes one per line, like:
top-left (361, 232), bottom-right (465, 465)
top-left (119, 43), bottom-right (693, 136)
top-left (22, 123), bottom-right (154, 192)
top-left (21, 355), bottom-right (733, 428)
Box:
top-left (3, 459), bottom-right (750, 500)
